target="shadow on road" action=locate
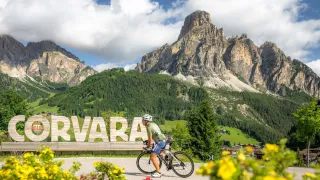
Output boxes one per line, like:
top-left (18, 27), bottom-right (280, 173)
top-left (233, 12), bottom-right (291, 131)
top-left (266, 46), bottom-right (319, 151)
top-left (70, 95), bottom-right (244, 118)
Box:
top-left (125, 172), bottom-right (177, 178)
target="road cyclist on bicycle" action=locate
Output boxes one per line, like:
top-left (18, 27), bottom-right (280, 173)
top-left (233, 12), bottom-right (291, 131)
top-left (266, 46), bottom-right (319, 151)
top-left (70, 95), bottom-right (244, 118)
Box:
top-left (142, 114), bottom-right (166, 178)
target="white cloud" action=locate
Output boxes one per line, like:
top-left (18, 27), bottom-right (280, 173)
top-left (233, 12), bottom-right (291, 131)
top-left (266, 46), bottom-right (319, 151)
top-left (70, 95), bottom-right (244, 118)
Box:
top-left (93, 63), bottom-right (136, 72)
top-left (307, 59), bottom-right (320, 76)
top-left (0, 0), bottom-right (319, 63)
top-left (182, 0), bottom-right (320, 61)
top-left (0, 0), bottom-right (182, 62)
top-left (123, 64), bottom-right (136, 71)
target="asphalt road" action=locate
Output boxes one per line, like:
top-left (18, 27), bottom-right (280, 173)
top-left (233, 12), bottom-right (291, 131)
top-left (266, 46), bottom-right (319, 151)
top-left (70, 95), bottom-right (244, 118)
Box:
top-left (58, 157), bottom-right (206, 180)
top-left (57, 157), bottom-right (316, 180)
top-left (0, 157), bottom-right (317, 180)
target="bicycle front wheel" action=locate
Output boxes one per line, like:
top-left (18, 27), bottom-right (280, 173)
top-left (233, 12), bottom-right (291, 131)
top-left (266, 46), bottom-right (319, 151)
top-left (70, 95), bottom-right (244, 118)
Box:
top-left (136, 151), bottom-right (162, 174)
top-left (171, 151), bottom-right (194, 178)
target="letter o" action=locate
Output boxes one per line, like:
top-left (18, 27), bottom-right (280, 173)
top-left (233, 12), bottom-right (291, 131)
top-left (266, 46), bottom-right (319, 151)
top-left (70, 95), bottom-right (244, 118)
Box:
top-left (25, 115), bottom-right (50, 142)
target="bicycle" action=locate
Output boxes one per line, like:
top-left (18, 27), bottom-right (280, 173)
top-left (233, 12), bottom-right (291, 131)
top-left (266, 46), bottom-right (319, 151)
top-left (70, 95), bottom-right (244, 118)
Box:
top-left (136, 136), bottom-right (194, 178)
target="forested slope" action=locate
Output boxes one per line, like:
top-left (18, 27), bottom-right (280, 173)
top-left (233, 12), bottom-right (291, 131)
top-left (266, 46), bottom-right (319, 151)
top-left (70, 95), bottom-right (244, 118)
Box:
top-left (45, 68), bottom-right (208, 120)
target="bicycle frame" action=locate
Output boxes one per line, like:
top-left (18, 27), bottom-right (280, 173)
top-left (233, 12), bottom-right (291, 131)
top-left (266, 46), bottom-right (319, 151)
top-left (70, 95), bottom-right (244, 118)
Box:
top-left (159, 150), bottom-right (184, 170)
top-left (146, 145), bottom-right (184, 170)
top-left (137, 138), bottom-right (194, 178)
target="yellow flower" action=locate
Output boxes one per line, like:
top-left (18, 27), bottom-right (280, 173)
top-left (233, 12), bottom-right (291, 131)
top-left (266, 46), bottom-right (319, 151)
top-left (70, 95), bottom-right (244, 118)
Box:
top-left (23, 153), bottom-right (32, 159)
top-left (286, 174), bottom-right (293, 179)
top-left (222, 151), bottom-right (230, 156)
top-left (207, 161), bottom-right (214, 169)
top-left (238, 153), bottom-right (246, 161)
top-left (112, 169), bottom-right (118, 174)
top-left (217, 157), bottom-right (237, 180)
top-left (63, 170), bottom-right (69, 177)
top-left (120, 168), bottom-right (125, 174)
top-left (265, 144), bottom-right (279, 152)
top-left (263, 176), bottom-right (277, 180)
top-left (242, 171), bottom-right (250, 180)
top-left (269, 171), bottom-right (276, 176)
top-left (304, 172), bottom-right (316, 178)
top-left (246, 146), bottom-right (253, 153)
top-left (196, 168), bottom-right (204, 175)
top-left (277, 178), bottom-right (287, 180)
top-left (52, 165), bottom-right (59, 174)
top-left (93, 161), bottom-right (100, 167)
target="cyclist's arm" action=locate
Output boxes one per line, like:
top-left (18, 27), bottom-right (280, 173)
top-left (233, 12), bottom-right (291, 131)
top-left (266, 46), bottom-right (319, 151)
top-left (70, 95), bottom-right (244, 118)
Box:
top-left (147, 136), bottom-right (152, 148)
top-left (146, 125), bottom-right (152, 148)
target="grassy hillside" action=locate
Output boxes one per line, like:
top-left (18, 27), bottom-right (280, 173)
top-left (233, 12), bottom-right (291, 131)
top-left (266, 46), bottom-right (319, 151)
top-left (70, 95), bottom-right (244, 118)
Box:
top-left (208, 88), bottom-right (311, 143)
top-left (0, 73), bottom-right (69, 114)
top-left (0, 73), bottom-right (51, 102)
top-left (159, 120), bottom-right (259, 145)
top-left (220, 126), bottom-right (259, 145)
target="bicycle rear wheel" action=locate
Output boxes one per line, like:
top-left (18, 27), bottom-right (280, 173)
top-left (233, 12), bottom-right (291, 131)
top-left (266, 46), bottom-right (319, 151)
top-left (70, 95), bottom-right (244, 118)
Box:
top-left (171, 151), bottom-right (194, 178)
top-left (136, 151), bottom-right (162, 174)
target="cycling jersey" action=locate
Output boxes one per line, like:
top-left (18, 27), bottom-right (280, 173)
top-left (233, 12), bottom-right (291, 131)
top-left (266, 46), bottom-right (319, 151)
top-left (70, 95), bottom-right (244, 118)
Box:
top-left (146, 122), bottom-right (166, 142)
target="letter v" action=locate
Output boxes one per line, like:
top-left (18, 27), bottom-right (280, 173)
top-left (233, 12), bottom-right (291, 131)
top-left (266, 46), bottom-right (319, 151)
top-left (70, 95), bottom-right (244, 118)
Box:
top-left (71, 116), bottom-right (91, 142)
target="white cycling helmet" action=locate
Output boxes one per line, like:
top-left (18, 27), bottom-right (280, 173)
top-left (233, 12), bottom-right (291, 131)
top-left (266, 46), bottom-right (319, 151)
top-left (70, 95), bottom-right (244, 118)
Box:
top-left (142, 114), bottom-right (152, 122)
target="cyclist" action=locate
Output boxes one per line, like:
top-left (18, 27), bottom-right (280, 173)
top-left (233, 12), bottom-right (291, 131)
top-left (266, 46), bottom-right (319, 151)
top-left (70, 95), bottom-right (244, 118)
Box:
top-left (142, 114), bottom-right (166, 178)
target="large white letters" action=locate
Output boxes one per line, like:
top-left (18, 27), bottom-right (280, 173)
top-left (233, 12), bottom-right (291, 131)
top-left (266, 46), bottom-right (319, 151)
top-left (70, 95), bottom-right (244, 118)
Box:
top-left (129, 117), bottom-right (148, 142)
top-left (72, 116), bottom-right (90, 142)
top-left (8, 115), bottom-right (25, 142)
top-left (24, 115), bottom-right (50, 142)
top-left (88, 117), bottom-right (108, 142)
top-left (51, 116), bottom-right (70, 142)
top-left (110, 117), bottom-right (128, 142)
top-left (8, 115), bottom-right (148, 142)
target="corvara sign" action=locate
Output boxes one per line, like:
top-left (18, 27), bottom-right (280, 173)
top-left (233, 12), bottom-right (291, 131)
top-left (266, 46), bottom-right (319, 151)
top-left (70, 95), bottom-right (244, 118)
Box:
top-left (8, 115), bottom-right (148, 142)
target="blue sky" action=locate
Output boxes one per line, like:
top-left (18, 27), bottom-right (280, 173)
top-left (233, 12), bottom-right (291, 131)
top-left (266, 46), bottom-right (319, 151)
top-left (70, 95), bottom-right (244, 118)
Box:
top-left (1, 0), bottom-right (320, 72)
top-left (297, 0), bottom-right (320, 61)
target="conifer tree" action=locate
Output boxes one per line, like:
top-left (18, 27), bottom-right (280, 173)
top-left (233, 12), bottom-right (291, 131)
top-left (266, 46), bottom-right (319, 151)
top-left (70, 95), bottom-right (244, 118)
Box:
top-left (186, 100), bottom-right (222, 161)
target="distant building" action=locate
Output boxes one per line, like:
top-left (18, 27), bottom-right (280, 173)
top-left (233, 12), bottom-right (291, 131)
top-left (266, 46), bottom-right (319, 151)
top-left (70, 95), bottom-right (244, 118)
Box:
top-left (222, 144), bottom-right (264, 159)
top-left (300, 147), bottom-right (320, 163)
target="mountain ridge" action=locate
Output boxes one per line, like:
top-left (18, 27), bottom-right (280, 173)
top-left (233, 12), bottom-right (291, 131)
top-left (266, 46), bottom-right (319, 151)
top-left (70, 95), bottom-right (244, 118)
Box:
top-left (0, 35), bottom-right (96, 86)
top-left (135, 10), bottom-right (320, 97)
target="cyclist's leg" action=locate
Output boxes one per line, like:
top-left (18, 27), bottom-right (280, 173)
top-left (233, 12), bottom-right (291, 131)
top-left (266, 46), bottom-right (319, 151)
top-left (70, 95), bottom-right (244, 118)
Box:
top-left (150, 153), bottom-right (160, 173)
top-left (151, 141), bottom-right (166, 174)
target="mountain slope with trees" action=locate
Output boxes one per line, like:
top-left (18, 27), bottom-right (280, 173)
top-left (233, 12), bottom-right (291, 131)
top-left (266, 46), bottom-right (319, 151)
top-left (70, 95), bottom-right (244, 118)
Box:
top-left (45, 68), bottom-right (208, 121)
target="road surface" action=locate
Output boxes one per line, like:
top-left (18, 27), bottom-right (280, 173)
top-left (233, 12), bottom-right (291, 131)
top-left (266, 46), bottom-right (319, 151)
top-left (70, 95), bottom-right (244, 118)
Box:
top-left (0, 157), bottom-right (317, 179)
top-left (58, 157), bottom-right (315, 180)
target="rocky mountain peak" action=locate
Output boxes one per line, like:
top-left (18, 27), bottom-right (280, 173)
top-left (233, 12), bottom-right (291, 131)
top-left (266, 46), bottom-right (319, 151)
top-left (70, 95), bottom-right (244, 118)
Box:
top-left (178, 10), bottom-right (212, 40)
top-left (136, 10), bottom-right (320, 97)
top-left (0, 35), bottom-right (96, 86)
top-left (0, 35), bottom-right (25, 60)
top-left (26, 40), bottom-right (80, 61)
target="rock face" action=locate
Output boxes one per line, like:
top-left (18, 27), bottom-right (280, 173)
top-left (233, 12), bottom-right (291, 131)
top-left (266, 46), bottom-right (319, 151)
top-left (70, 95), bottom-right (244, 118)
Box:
top-left (0, 35), bottom-right (96, 86)
top-left (136, 11), bottom-right (320, 97)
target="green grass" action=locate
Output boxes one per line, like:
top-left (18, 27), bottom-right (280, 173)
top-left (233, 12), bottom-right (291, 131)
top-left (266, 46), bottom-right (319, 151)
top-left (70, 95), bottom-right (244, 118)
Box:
top-left (31, 104), bottom-right (59, 114)
top-left (220, 126), bottom-right (260, 145)
top-left (27, 98), bottom-right (43, 109)
top-left (159, 120), bottom-right (259, 146)
top-left (159, 120), bottom-right (187, 131)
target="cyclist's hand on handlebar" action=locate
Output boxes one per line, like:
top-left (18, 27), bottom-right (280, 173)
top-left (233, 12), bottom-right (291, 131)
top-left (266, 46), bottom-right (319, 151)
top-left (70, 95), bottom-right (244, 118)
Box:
top-left (143, 147), bottom-right (151, 152)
